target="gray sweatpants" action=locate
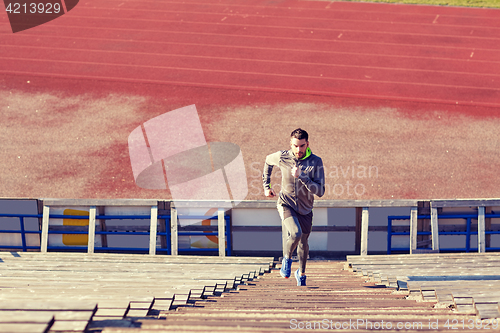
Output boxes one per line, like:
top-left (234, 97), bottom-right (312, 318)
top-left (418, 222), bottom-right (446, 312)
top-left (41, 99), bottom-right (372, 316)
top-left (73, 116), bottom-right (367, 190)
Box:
top-left (279, 210), bottom-right (310, 274)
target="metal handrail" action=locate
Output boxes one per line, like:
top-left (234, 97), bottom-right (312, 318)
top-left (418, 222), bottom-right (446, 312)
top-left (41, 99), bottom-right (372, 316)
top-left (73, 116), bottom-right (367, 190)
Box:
top-left (388, 213), bottom-right (500, 254)
top-left (0, 212), bottom-right (231, 255)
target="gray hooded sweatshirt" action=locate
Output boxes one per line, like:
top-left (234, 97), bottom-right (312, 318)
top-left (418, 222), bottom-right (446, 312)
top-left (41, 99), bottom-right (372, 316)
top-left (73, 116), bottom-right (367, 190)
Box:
top-left (262, 147), bottom-right (325, 215)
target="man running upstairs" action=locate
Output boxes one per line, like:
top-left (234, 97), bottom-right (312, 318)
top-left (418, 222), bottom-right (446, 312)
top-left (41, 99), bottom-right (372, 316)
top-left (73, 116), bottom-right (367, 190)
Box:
top-left (262, 128), bottom-right (325, 286)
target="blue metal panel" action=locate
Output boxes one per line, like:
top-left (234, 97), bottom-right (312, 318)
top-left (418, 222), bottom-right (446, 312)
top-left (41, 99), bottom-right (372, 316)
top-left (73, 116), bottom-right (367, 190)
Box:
top-left (175, 214), bottom-right (231, 255)
top-left (387, 213), bottom-right (500, 254)
top-left (0, 211), bottom-right (232, 255)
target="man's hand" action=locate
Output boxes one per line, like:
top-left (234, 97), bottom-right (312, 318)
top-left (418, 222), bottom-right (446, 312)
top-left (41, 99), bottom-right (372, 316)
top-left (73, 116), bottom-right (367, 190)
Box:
top-left (265, 188), bottom-right (276, 197)
top-left (291, 165), bottom-right (301, 178)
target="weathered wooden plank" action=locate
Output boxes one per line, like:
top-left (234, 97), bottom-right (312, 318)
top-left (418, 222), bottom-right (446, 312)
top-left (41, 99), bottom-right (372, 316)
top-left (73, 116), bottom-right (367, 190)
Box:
top-left (41, 199), bottom-right (157, 206)
top-left (0, 323), bottom-right (51, 333)
top-left (0, 277), bottom-right (251, 289)
top-left (0, 311), bottom-right (93, 323)
top-left (0, 260), bottom-right (272, 269)
top-left (0, 251), bottom-right (274, 328)
top-left (347, 253), bottom-right (500, 320)
top-left (0, 301), bottom-right (97, 312)
top-left (129, 301), bottom-right (153, 310)
top-left (0, 312), bottom-right (54, 323)
top-left (151, 299), bottom-right (173, 311)
top-left (49, 320), bottom-right (89, 332)
top-left (0, 252), bottom-right (273, 263)
top-left (94, 308), bottom-right (127, 318)
top-left (352, 265), bottom-right (500, 271)
top-left (0, 274), bottom-right (248, 285)
top-left (94, 300), bottom-right (131, 309)
top-left (230, 200), bottom-right (277, 209)
top-left (436, 292), bottom-right (454, 303)
top-left (125, 309), bottom-right (149, 318)
top-left (406, 282), bottom-right (500, 292)
top-left (52, 311), bottom-right (94, 321)
top-left (351, 265), bottom-right (500, 272)
top-left (171, 200), bottom-right (235, 209)
top-left (420, 290), bottom-right (437, 301)
top-left (348, 252), bottom-right (500, 260)
top-left (431, 199), bottom-right (500, 208)
top-left (475, 302), bottom-right (500, 320)
top-left (350, 260), bottom-right (500, 269)
top-left (91, 316), bottom-right (125, 321)
top-left (0, 289), bottom-right (167, 299)
top-left (314, 200), bottom-right (419, 208)
top-left (233, 199), bottom-right (419, 209)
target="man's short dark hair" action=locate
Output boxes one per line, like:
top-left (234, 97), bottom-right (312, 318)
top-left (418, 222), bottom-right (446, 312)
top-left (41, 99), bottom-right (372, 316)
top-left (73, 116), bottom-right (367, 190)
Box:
top-left (291, 128), bottom-right (308, 141)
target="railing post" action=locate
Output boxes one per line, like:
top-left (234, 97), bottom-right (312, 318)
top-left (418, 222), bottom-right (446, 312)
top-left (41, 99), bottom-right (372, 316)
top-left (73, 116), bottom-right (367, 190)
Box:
top-left (478, 206), bottom-right (486, 253)
top-left (360, 207), bottom-right (369, 256)
top-left (355, 207), bottom-right (362, 255)
top-left (170, 207), bottom-right (178, 256)
top-left (41, 205), bottom-right (50, 252)
top-left (410, 207), bottom-right (418, 254)
top-left (218, 208), bottom-right (225, 257)
top-left (19, 217), bottom-right (27, 252)
top-left (149, 205), bottom-right (158, 255)
top-left (87, 206), bottom-right (96, 254)
top-left (430, 205), bottom-right (440, 252)
top-left (387, 217), bottom-right (392, 255)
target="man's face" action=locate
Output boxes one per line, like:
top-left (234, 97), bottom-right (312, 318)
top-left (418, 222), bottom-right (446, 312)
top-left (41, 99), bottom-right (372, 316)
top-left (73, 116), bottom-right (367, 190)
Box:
top-left (290, 138), bottom-right (309, 159)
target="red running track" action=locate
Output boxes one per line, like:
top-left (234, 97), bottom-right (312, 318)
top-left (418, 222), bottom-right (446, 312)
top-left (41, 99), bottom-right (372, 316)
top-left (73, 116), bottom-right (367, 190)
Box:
top-left (1, 0), bottom-right (499, 108)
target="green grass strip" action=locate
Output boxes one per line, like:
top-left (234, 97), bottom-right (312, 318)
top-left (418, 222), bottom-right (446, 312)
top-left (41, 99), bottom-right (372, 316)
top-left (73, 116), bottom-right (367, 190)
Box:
top-left (331, 0), bottom-right (500, 8)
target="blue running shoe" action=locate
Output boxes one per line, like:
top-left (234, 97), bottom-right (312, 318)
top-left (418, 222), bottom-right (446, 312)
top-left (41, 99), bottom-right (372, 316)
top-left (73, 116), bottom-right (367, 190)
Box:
top-left (295, 269), bottom-right (306, 286)
top-left (280, 257), bottom-right (292, 278)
